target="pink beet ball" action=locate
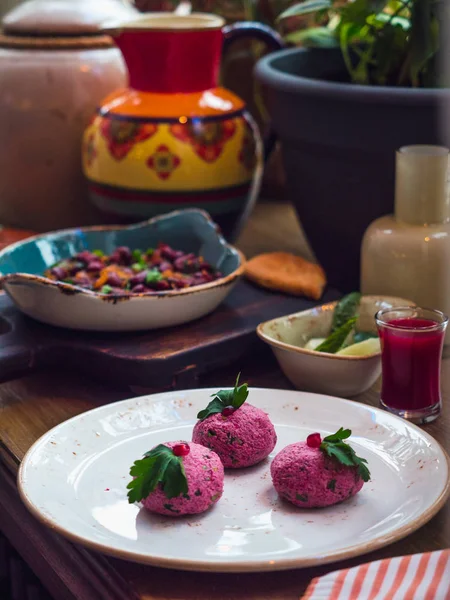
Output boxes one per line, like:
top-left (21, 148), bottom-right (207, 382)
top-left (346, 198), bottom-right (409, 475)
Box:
top-left (271, 441), bottom-right (364, 508)
top-left (192, 403), bottom-right (277, 468)
top-left (142, 441), bottom-right (224, 516)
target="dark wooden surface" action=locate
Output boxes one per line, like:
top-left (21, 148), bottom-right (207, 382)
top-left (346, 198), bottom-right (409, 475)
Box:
top-left (0, 283), bottom-right (339, 389)
top-left (0, 203), bottom-right (449, 600)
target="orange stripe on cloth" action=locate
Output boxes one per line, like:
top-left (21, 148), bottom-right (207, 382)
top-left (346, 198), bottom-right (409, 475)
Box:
top-left (329, 566), bottom-right (350, 599)
top-left (383, 555), bottom-right (412, 600)
top-left (367, 558), bottom-right (392, 599)
top-left (301, 577), bottom-right (319, 600)
top-left (423, 551), bottom-right (450, 600)
top-left (347, 562), bottom-right (371, 598)
top-left (403, 552), bottom-right (432, 599)
top-left (299, 550), bottom-right (450, 600)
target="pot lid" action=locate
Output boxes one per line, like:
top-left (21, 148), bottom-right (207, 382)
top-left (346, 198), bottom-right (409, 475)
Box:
top-left (2, 0), bottom-right (138, 36)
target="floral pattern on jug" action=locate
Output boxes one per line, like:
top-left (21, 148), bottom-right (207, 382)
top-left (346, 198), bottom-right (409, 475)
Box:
top-left (169, 119), bottom-right (236, 163)
top-left (147, 144), bottom-right (182, 179)
top-left (100, 120), bottom-right (158, 161)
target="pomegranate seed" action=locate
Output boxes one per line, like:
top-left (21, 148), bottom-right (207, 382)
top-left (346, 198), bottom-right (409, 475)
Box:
top-left (172, 443), bottom-right (190, 457)
top-left (306, 433), bottom-right (322, 448)
top-left (221, 406), bottom-right (235, 417)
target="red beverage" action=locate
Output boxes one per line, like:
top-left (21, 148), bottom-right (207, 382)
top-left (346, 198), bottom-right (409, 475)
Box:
top-left (376, 308), bottom-right (448, 424)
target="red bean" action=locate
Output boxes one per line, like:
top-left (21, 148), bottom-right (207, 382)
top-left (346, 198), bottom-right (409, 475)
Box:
top-left (160, 245), bottom-right (183, 261)
top-left (131, 284), bottom-right (146, 293)
top-left (117, 246), bottom-right (132, 265)
top-left (168, 277), bottom-right (187, 289)
top-left (51, 266), bottom-right (67, 280)
top-left (76, 251), bottom-right (95, 264)
top-left (86, 260), bottom-right (103, 272)
top-left (129, 271), bottom-right (147, 286)
top-left (75, 275), bottom-right (91, 287)
top-left (155, 280), bottom-right (170, 291)
top-left (106, 273), bottom-right (123, 287)
top-left (158, 261), bottom-right (172, 272)
top-left (200, 271), bottom-right (214, 283)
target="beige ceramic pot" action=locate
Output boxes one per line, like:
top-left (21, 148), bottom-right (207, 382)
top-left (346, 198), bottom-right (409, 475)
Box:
top-left (0, 0), bottom-right (137, 232)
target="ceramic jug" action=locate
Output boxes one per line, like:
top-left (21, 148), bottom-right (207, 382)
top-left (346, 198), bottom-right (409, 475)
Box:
top-left (0, 0), bottom-right (137, 232)
top-left (82, 13), bottom-right (283, 239)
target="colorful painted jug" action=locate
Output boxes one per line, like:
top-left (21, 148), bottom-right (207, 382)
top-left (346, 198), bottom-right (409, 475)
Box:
top-left (82, 13), bottom-right (282, 239)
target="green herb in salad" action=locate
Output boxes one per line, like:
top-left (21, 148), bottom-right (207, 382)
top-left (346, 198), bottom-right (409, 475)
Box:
top-left (145, 269), bottom-right (163, 284)
top-left (331, 292), bottom-right (361, 333)
top-left (353, 331), bottom-right (379, 344)
top-left (132, 249), bottom-right (143, 262)
top-left (315, 317), bottom-right (357, 354)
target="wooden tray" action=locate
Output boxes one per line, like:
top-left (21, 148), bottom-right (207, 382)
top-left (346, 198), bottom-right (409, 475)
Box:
top-left (0, 282), bottom-right (340, 389)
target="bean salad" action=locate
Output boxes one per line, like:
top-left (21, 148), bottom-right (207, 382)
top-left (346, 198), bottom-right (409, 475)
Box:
top-left (45, 243), bottom-right (222, 294)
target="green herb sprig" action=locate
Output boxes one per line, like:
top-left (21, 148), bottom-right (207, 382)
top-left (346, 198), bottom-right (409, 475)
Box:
top-left (127, 444), bottom-right (188, 504)
top-left (315, 316), bottom-right (357, 353)
top-left (145, 269), bottom-right (163, 284)
top-left (320, 428), bottom-right (371, 482)
top-left (331, 292), bottom-right (361, 333)
top-left (197, 374), bottom-right (249, 421)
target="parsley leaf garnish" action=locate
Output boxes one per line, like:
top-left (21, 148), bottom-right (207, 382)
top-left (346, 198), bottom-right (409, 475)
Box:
top-left (197, 373), bottom-right (249, 421)
top-left (320, 427), bottom-right (371, 482)
top-left (127, 444), bottom-right (188, 503)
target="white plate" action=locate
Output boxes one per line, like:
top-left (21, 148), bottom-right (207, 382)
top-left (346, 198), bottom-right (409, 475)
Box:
top-left (18, 388), bottom-right (450, 572)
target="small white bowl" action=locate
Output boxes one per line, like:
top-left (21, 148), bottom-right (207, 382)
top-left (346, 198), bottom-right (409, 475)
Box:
top-left (257, 295), bottom-right (414, 397)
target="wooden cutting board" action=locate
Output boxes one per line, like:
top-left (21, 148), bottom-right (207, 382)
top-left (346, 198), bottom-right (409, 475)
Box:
top-left (0, 282), bottom-right (340, 389)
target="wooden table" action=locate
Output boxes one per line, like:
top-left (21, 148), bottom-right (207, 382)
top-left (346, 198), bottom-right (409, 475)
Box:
top-left (0, 202), bottom-right (449, 600)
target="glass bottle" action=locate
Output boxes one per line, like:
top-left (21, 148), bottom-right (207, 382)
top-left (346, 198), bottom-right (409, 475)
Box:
top-left (361, 145), bottom-right (450, 343)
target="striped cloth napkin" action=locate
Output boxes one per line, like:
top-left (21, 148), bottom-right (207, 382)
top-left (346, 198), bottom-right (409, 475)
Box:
top-left (302, 550), bottom-right (450, 600)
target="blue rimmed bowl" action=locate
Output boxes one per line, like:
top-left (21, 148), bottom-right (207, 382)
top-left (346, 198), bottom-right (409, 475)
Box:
top-left (0, 210), bottom-right (245, 331)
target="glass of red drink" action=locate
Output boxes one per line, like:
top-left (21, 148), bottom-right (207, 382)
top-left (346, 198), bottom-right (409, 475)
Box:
top-left (375, 307), bottom-right (448, 424)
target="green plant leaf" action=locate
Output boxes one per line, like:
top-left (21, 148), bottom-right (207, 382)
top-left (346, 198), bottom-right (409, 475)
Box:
top-left (285, 26), bottom-right (339, 47)
top-left (277, 0), bottom-right (332, 21)
top-left (368, 12), bottom-right (410, 29)
top-left (331, 292), bottom-right (361, 333)
top-left (196, 374), bottom-right (249, 421)
top-left (127, 444), bottom-right (188, 503)
top-left (315, 317), bottom-right (357, 354)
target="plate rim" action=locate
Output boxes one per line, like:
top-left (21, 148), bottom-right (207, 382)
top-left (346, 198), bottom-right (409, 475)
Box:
top-left (17, 387), bottom-right (450, 573)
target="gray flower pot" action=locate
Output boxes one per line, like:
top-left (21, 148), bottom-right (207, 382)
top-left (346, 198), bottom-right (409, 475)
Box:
top-left (255, 47), bottom-right (450, 292)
